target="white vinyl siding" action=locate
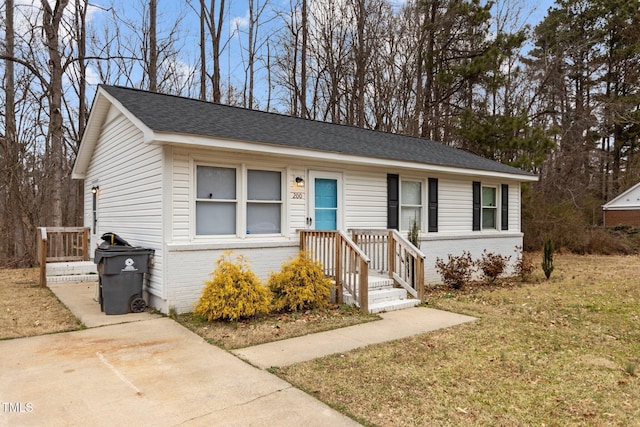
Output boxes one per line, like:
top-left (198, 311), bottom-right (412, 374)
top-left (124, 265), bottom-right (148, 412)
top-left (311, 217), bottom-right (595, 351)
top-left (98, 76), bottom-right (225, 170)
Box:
top-left (172, 149), bottom-right (190, 241)
top-left (84, 109), bottom-right (164, 296)
top-left (344, 170), bottom-right (387, 229)
top-left (509, 184), bottom-right (521, 232)
top-left (438, 176), bottom-right (473, 233)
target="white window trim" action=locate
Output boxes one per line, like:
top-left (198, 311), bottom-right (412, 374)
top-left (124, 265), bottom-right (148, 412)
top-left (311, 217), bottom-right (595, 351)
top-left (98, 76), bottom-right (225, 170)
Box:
top-left (193, 162), bottom-right (285, 239)
top-left (194, 163), bottom-right (239, 237)
top-left (400, 178), bottom-right (424, 232)
top-left (244, 166), bottom-right (285, 237)
top-left (481, 185), bottom-right (498, 231)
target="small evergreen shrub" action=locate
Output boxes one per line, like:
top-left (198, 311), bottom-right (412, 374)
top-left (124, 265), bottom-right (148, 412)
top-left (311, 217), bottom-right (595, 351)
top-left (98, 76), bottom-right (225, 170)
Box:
top-left (269, 252), bottom-right (333, 312)
top-left (434, 251), bottom-right (475, 290)
top-left (408, 217), bottom-right (420, 249)
top-left (477, 250), bottom-right (511, 284)
top-left (194, 251), bottom-right (271, 322)
top-left (542, 238), bottom-right (554, 279)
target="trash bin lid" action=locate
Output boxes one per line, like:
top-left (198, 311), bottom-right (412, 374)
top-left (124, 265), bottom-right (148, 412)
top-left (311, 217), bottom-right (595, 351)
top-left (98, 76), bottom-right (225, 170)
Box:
top-left (94, 246), bottom-right (155, 265)
top-left (100, 232), bottom-right (132, 246)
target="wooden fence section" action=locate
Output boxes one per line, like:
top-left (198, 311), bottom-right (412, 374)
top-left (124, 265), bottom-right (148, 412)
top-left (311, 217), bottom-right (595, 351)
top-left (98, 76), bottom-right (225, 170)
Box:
top-left (300, 230), bottom-right (370, 313)
top-left (351, 229), bottom-right (425, 300)
top-left (37, 227), bottom-right (90, 287)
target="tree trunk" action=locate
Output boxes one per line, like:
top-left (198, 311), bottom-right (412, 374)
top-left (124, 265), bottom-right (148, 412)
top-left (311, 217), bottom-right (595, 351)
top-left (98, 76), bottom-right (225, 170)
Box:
top-left (149, 0), bottom-right (158, 92)
top-left (3, 0), bottom-right (27, 264)
top-left (354, 0), bottom-right (366, 128)
top-left (41, 0), bottom-right (70, 228)
top-left (300, 0), bottom-right (308, 118)
top-left (200, 1), bottom-right (207, 100)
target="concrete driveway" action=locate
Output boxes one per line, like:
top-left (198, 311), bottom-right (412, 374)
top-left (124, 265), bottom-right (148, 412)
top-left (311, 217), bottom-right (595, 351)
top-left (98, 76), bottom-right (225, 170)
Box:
top-left (2, 281), bottom-right (475, 426)
top-left (0, 317), bottom-right (359, 427)
top-left (1, 282), bottom-right (359, 426)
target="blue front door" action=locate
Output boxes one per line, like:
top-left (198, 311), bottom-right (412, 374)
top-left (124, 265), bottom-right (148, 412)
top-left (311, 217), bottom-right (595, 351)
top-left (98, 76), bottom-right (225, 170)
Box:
top-left (314, 178), bottom-right (337, 230)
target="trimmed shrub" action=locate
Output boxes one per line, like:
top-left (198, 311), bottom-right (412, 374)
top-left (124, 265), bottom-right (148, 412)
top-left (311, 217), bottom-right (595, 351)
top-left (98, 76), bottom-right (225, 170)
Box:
top-left (194, 251), bottom-right (271, 322)
top-left (268, 252), bottom-right (333, 312)
top-left (477, 250), bottom-right (511, 284)
top-left (435, 251), bottom-right (475, 290)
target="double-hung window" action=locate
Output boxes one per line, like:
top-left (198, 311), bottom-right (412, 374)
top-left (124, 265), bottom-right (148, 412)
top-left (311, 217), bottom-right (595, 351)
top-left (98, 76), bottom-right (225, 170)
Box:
top-left (195, 165), bottom-right (282, 236)
top-left (482, 186), bottom-right (497, 229)
top-left (246, 169), bottom-right (282, 234)
top-left (196, 166), bottom-right (237, 235)
top-left (473, 182), bottom-right (506, 231)
top-left (400, 180), bottom-right (422, 231)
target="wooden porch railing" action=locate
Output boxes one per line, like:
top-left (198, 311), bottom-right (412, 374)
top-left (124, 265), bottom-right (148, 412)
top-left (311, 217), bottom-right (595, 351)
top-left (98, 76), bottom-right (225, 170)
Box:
top-left (351, 229), bottom-right (425, 300)
top-left (37, 227), bottom-right (90, 287)
top-left (299, 230), bottom-right (370, 313)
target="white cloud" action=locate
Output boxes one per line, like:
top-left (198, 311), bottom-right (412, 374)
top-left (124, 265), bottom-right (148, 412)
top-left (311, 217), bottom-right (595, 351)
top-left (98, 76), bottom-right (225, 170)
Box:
top-left (233, 10), bottom-right (250, 32)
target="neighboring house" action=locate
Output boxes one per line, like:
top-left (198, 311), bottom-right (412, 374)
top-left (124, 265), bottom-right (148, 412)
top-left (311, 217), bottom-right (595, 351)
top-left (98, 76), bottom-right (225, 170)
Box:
top-left (72, 85), bottom-right (538, 313)
top-left (602, 182), bottom-right (640, 228)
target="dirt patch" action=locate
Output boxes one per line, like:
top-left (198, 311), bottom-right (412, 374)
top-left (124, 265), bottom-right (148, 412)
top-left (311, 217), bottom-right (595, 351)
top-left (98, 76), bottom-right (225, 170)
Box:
top-left (0, 268), bottom-right (82, 339)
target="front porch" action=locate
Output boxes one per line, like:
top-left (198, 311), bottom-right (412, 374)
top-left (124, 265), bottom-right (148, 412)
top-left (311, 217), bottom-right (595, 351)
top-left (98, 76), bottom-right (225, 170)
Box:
top-left (300, 229), bottom-right (425, 314)
top-left (37, 227), bottom-right (97, 286)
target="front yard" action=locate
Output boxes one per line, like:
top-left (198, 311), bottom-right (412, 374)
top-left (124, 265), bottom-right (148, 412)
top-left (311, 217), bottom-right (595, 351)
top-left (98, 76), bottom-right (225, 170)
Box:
top-left (273, 254), bottom-right (640, 426)
top-left (2, 254), bottom-right (639, 425)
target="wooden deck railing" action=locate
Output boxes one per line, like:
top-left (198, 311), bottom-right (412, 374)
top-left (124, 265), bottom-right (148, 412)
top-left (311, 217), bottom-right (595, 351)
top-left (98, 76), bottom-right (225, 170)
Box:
top-left (299, 230), bottom-right (370, 313)
top-left (351, 229), bottom-right (425, 300)
top-left (37, 227), bottom-right (90, 287)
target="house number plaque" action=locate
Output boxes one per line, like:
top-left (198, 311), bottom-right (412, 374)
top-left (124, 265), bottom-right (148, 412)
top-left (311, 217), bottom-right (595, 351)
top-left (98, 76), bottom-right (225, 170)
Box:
top-left (292, 192), bottom-right (304, 200)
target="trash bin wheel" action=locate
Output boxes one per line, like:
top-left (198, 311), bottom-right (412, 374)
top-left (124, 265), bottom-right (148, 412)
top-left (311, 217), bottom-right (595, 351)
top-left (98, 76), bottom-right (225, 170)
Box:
top-left (130, 297), bottom-right (146, 313)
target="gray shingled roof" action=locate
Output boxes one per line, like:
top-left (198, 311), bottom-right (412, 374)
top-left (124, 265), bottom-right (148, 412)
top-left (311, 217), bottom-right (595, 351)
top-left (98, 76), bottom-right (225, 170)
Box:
top-left (102, 85), bottom-right (533, 177)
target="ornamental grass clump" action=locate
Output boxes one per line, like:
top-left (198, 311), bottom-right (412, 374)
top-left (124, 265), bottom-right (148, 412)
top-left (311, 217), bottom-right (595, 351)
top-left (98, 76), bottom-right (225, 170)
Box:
top-left (194, 251), bottom-right (271, 322)
top-left (268, 252), bottom-right (333, 312)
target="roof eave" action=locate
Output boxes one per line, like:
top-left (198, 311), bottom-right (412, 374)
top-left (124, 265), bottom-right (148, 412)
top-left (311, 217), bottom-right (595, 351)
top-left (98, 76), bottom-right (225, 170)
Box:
top-left (152, 131), bottom-right (538, 182)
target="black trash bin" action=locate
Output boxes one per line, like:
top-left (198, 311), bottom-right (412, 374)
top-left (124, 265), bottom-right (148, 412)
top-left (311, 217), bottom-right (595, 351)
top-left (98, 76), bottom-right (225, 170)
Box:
top-left (94, 234), bottom-right (154, 315)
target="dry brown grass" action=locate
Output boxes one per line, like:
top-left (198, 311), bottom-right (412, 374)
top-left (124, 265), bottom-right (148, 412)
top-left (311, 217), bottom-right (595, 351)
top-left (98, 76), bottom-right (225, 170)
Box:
top-left (178, 305), bottom-right (380, 350)
top-left (4, 256), bottom-right (639, 426)
top-left (0, 268), bottom-right (82, 339)
top-left (274, 254), bottom-right (640, 426)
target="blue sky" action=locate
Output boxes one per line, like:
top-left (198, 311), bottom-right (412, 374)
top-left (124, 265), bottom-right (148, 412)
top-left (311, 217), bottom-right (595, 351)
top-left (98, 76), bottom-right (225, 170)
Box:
top-left (58, 0), bottom-right (558, 104)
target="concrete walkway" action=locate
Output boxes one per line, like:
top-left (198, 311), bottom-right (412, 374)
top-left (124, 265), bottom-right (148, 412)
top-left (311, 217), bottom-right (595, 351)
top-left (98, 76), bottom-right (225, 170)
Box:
top-left (0, 281), bottom-right (475, 426)
top-left (233, 308), bottom-right (477, 369)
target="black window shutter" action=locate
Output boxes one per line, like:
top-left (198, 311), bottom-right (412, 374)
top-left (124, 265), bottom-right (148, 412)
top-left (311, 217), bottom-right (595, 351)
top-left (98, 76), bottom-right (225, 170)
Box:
top-left (387, 174), bottom-right (399, 230)
top-left (428, 178), bottom-right (438, 232)
top-left (472, 181), bottom-right (481, 231)
top-left (501, 184), bottom-right (509, 230)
